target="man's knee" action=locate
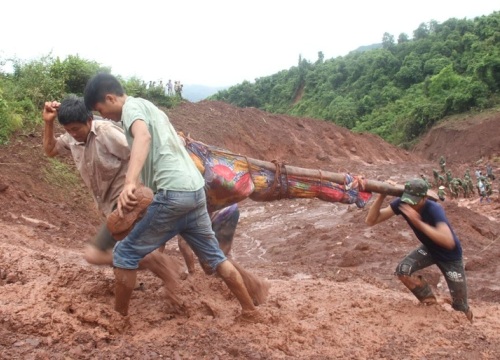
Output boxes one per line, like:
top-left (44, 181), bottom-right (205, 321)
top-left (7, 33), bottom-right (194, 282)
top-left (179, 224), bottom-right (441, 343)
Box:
top-left (83, 245), bottom-right (113, 266)
top-left (395, 262), bottom-right (413, 277)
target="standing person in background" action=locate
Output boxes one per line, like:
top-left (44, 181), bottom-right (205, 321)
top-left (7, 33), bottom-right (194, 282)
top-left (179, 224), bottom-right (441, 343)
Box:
top-left (365, 178), bottom-right (473, 323)
top-left (432, 169), bottom-right (440, 188)
top-left (83, 73), bottom-right (264, 321)
top-left (167, 79), bottom-right (173, 96)
top-left (439, 156), bottom-right (446, 173)
top-left (477, 177), bottom-right (491, 203)
top-left (445, 170), bottom-right (453, 187)
top-left (174, 80), bottom-right (184, 99)
top-left (437, 185), bottom-right (446, 201)
top-left (486, 163), bottom-right (495, 181)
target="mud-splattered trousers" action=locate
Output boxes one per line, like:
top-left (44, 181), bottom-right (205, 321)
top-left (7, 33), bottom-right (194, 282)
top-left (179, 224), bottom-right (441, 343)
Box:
top-left (395, 245), bottom-right (469, 312)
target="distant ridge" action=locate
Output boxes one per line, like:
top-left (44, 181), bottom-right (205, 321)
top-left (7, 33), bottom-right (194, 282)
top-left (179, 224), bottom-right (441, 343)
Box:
top-left (350, 43), bottom-right (382, 53)
top-left (183, 84), bottom-right (228, 102)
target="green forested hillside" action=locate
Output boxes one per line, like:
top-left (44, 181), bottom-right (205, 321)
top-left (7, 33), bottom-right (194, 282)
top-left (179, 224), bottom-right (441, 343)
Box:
top-left (0, 55), bottom-right (181, 144)
top-left (211, 12), bottom-right (500, 147)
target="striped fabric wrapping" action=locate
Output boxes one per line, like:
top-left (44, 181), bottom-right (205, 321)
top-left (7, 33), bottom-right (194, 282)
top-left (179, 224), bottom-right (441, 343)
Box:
top-left (183, 136), bottom-right (372, 212)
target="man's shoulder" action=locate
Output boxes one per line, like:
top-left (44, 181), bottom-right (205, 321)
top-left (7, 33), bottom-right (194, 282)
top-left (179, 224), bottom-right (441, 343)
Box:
top-left (94, 119), bottom-right (124, 132)
top-left (389, 197), bottom-right (402, 213)
top-left (124, 96), bottom-right (158, 113)
top-left (424, 199), bottom-right (445, 215)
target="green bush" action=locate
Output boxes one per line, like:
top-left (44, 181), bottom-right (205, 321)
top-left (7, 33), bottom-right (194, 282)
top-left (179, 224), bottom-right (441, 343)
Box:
top-left (0, 95), bottom-right (23, 144)
top-left (0, 53), bottom-right (179, 144)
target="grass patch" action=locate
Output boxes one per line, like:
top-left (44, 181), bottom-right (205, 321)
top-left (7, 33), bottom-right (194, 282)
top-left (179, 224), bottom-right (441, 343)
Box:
top-left (43, 157), bottom-right (81, 189)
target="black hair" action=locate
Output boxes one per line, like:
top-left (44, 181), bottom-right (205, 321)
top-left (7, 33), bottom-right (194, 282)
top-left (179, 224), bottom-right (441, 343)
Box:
top-left (83, 73), bottom-right (125, 110)
top-left (57, 94), bottom-right (93, 125)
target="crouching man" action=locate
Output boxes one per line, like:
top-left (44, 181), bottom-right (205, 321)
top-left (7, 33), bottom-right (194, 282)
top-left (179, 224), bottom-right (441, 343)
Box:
top-left (365, 178), bottom-right (473, 323)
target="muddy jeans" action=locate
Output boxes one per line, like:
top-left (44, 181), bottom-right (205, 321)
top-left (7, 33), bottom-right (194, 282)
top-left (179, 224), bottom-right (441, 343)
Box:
top-left (113, 188), bottom-right (226, 271)
top-left (395, 245), bottom-right (469, 312)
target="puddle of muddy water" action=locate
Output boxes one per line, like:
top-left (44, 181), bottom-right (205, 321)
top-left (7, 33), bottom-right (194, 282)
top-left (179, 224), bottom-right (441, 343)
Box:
top-left (234, 199), bottom-right (355, 263)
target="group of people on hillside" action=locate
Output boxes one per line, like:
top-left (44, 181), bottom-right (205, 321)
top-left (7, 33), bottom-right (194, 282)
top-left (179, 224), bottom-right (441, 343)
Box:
top-left (40, 73), bottom-right (474, 327)
top-left (163, 79), bottom-right (183, 99)
top-left (476, 164), bottom-right (495, 203)
top-left (144, 79), bottom-right (184, 99)
top-left (425, 155), bottom-right (495, 203)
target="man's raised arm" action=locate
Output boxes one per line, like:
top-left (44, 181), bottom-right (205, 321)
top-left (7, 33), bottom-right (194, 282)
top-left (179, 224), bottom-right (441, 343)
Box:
top-left (365, 194), bottom-right (395, 226)
top-left (42, 101), bottom-right (61, 157)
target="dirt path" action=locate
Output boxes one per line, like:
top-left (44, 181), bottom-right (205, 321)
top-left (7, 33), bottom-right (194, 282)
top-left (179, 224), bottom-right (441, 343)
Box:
top-left (1, 101), bottom-right (499, 359)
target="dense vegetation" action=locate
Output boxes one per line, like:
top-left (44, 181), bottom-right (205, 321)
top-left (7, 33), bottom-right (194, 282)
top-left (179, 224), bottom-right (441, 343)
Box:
top-left (211, 12), bottom-right (500, 147)
top-left (0, 55), bottom-right (180, 144)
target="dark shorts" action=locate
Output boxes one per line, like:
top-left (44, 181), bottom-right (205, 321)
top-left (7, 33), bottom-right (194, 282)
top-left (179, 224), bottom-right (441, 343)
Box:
top-left (90, 223), bottom-right (116, 251)
top-left (397, 245), bottom-right (469, 312)
top-left (211, 204), bottom-right (240, 246)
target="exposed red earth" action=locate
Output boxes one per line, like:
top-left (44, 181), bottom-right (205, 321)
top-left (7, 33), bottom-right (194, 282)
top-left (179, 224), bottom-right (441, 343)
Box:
top-left (0, 101), bottom-right (499, 359)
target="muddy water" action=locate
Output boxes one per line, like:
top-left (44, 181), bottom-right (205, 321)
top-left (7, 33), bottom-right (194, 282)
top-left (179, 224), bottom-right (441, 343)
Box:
top-left (234, 198), bottom-right (350, 264)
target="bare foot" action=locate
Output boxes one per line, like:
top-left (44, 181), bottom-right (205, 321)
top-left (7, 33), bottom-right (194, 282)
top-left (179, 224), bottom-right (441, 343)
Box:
top-left (109, 315), bottom-right (131, 334)
top-left (421, 296), bottom-right (438, 305)
top-left (164, 291), bottom-right (186, 315)
top-left (465, 308), bottom-right (474, 324)
top-left (236, 309), bottom-right (267, 324)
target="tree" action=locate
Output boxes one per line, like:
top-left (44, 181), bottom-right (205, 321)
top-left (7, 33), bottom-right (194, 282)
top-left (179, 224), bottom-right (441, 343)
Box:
top-left (398, 33), bottom-right (409, 44)
top-left (395, 52), bottom-right (424, 88)
top-left (382, 32), bottom-right (395, 50)
top-left (316, 51), bottom-right (324, 65)
top-left (413, 22), bottom-right (430, 40)
top-left (325, 96), bottom-right (357, 129)
top-left (60, 55), bottom-right (105, 94)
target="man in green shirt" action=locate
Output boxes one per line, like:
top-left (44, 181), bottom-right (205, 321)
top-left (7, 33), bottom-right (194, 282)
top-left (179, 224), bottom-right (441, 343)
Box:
top-left (42, 95), bottom-right (182, 309)
top-left (84, 73), bottom-right (261, 321)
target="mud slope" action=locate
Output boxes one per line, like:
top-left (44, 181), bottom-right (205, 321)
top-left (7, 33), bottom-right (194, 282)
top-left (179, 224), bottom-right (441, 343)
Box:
top-left (166, 100), bottom-right (419, 171)
top-left (413, 109), bottom-right (500, 164)
top-left (0, 100), bottom-right (499, 359)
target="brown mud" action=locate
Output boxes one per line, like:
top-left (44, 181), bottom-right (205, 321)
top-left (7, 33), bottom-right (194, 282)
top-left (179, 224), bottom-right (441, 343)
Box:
top-left (0, 101), bottom-right (499, 359)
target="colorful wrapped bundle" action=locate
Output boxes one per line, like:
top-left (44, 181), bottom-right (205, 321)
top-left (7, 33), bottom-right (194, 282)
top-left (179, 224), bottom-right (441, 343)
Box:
top-left (183, 135), bottom-right (373, 210)
top-left (246, 164), bottom-right (371, 208)
top-left (185, 139), bottom-right (254, 212)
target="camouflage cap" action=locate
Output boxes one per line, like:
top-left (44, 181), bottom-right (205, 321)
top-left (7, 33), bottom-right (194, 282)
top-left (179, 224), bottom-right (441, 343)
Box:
top-left (401, 178), bottom-right (428, 205)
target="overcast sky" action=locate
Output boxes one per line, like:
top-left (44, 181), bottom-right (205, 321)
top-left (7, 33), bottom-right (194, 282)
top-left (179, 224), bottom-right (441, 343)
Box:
top-left (1, 1), bottom-right (498, 87)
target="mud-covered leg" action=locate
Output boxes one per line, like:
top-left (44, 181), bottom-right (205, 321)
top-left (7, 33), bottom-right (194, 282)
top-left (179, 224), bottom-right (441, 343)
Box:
top-left (230, 259), bottom-right (270, 306)
top-left (397, 274), bottom-right (437, 304)
top-left (395, 246), bottom-right (437, 304)
top-left (114, 268), bottom-right (137, 316)
top-left (178, 236), bottom-right (196, 274)
top-left (216, 260), bottom-right (255, 312)
top-left (139, 251), bottom-right (184, 312)
top-left (436, 259), bottom-right (473, 323)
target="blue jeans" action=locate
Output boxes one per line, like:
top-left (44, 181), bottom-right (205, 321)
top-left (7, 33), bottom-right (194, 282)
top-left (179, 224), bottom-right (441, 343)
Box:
top-left (113, 188), bottom-right (227, 270)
